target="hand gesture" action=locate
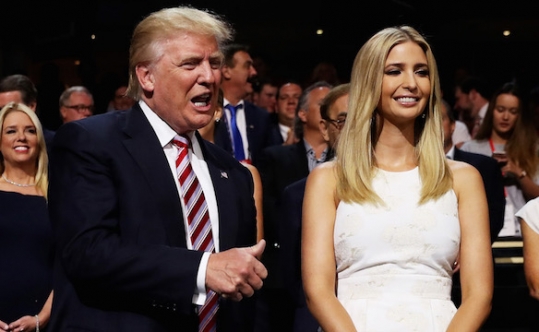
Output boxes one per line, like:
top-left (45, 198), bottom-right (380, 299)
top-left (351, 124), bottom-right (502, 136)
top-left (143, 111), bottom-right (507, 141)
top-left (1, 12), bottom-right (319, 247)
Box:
top-left (206, 240), bottom-right (268, 301)
top-left (0, 319), bottom-right (8, 332)
top-left (7, 315), bottom-right (38, 332)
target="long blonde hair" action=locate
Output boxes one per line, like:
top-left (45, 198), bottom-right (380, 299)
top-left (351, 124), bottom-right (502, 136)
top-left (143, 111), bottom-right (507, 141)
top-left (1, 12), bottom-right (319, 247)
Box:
top-left (336, 26), bottom-right (451, 206)
top-left (0, 102), bottom-right (49, 198)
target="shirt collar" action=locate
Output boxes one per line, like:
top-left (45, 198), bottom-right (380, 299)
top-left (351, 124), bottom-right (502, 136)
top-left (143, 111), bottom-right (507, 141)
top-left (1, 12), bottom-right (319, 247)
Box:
top-left (139, 100), bottom-right (198, 150)
top-left (446, 144), bottom-right (456, 159)
top-left (223, 98), bottom-right (245, 109)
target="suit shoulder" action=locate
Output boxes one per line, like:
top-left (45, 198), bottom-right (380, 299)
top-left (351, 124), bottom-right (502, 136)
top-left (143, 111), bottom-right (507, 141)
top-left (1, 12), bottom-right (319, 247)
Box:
top-left (456, 149), bottom-right (498, 168)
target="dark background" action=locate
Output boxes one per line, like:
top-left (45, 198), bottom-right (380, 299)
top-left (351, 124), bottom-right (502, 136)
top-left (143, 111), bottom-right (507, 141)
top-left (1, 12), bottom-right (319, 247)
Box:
top-left (2, 0), bottom-right (539, 110)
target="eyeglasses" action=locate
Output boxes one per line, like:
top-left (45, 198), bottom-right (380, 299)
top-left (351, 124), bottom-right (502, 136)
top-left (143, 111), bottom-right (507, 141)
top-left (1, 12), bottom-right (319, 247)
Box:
top-left (326, 116), bottom-right (347, 129)
top-left (63, 104), bottom-right (94, 113)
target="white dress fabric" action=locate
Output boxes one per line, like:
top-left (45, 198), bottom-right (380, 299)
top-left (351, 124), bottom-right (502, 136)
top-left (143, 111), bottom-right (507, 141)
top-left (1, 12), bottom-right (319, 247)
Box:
top-left (334, 167), bottom-right (460, 331)
top-left (516, 196), bottom-right (539, 235)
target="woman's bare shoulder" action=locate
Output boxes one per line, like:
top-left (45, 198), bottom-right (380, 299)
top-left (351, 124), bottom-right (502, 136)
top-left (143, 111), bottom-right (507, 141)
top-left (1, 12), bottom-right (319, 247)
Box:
top-left (448, 159), bottom-right (482, 190)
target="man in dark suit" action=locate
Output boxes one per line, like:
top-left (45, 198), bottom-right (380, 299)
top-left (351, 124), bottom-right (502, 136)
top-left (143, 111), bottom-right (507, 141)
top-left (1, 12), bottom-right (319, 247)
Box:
top-left (442, 99), bottom-right (505, 308)
top-left (255, 81), bottom-right (332, 331)
top-left (442, 100), bottom-right (505, 242)
top-left (214, 44), bottom-right (279, 167)
top-left (47, 7), bottom-right (267, 332)
top-left (268, 80), bottom-right (303, 145)
top-left (279, 83), bottom-right (349, 332)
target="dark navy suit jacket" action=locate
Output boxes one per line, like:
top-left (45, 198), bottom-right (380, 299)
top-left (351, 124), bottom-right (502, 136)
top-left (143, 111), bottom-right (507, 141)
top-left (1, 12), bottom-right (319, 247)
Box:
top-left (279, 177), bottom-right (319, 332)
top-left (47, 104), bottom-right (258, 332)
top-left (454, 147), bottom-right (506, 242)
top-left (257, 140), bottom-right (310, 289)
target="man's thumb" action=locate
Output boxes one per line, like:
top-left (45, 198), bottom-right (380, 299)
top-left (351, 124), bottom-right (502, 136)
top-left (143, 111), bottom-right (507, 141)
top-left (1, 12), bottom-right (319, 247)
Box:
top-left (249, 239), bottom-right (266, 258)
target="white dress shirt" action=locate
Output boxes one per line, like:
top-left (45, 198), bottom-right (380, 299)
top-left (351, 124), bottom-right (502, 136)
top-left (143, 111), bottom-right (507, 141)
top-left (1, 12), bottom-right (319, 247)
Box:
top-left (223, 98), bottom-right (249, 159)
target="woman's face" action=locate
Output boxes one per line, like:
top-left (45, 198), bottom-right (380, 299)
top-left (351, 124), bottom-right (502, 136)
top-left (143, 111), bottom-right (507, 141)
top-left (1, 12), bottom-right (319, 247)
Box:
top-left (378, 41), bottom-right (430, 124)
top-left (1, 111), bottom-right (39, 167)
top-left (492, 93), bottom-right (519, 136)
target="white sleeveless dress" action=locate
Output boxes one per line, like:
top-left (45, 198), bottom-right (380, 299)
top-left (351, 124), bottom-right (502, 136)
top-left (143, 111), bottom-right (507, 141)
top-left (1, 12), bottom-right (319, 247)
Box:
top-left (334, 167), bottom-right (460, 331)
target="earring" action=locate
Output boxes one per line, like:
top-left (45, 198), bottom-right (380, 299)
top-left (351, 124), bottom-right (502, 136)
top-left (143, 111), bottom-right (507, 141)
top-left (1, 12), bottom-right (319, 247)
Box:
top-left (421, 113), bottom-right (426, 119)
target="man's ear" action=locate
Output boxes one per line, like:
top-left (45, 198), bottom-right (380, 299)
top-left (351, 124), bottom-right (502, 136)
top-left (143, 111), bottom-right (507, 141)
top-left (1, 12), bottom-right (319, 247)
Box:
top-left (59, 107), bottom-right (68, 121)
top-left (469, 89), bottom-right (478, 102)
top-left (28, 102), bottom-right (37, 112)
top-left (221, 66), bottom-right (232, 80)
top-left (298, 109), bottom-right (307, 123)
top-left (319, 120), bottom-right (330, 142)
top-left (136, 63), bottom-right (155, 92)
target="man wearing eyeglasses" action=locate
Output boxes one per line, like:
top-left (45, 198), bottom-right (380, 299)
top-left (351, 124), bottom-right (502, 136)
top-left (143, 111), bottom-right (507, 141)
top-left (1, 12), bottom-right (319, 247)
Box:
top-left (59, 86), bottom-right (94, 124)
top-left (256, 80), bottom-right (332, 331)
top-left (279, 83), bottom-right (349, 332)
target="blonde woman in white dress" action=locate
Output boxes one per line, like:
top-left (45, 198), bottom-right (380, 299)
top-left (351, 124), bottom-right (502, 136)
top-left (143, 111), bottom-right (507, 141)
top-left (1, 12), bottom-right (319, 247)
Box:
top-left (301, 26), bottom-right (493, 332)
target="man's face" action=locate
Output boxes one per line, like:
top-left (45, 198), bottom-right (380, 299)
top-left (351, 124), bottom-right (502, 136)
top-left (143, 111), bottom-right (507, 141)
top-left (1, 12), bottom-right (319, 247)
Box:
top-left (223, 51), bottom-right (257, 98)
top-left (299, 86), bottom-right (331, 131)
top-left (60, 92), bottom-right (94, 123)
top-left (441, 103), bottom-right (455, 147)
top-left (321, 93), bottom-right (348, 147)
top-left (257, 84), bottom-right (277, 113)
top-left (276, 83), bottom-right (302, 125)
top-left (137, 32), bottom-right (222, 134)
top-left (112, 86), bottom-right (135, 111)
top-left (454, 87), bottom-right (473, 115)
top-left (0, 91), bottom-right (36, 111)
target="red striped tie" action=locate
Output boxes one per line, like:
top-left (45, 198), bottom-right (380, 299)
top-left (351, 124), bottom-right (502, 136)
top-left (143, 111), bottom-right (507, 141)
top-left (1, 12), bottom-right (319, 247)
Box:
top-left (173, 135), bottom-right (218, 332)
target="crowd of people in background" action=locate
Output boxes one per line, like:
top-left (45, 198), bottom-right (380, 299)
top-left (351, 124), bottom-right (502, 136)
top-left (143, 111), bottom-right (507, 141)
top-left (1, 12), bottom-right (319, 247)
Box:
top-left (1, 4), bottom-right (539, 332)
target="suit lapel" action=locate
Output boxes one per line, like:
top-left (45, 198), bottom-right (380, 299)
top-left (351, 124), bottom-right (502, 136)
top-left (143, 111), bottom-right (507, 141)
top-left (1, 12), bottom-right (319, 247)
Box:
top-left (196, 132), bottom-right (239, 250)
top-left (121, 105), bottom-right (185, 246)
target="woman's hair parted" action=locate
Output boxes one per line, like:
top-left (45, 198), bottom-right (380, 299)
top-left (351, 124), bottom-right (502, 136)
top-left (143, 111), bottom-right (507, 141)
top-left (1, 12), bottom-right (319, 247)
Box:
top-left (0, 102), bottom-right (49, 198)
top-left (335, 25), bottom-right (451, 206)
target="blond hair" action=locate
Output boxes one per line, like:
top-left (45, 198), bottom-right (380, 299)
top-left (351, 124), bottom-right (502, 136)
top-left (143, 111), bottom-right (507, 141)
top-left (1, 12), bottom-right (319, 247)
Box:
top-left (126, 6), bottom-right (234, 100)
top-left (336, 26), bottom-right (451, 205)
top-left (0, 102), bottom-right (49, 199)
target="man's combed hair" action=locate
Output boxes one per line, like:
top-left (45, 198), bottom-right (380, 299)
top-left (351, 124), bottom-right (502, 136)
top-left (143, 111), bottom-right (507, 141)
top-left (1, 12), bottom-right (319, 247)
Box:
top-left (126, 6), bottom-right (234, 100)
top-left (336, 26), bottom-right (452, 206)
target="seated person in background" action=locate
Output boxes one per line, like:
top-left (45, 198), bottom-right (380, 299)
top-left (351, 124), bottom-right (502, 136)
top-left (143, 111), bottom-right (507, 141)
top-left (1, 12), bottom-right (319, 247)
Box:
top-left (270, 80), bottom-right (303, 145)
top-left (279, 83), bottom-right (349, 332)
top-left (252, 77), bottom-right (277, 114)
top-left (442, 99), bottom-right (505, 243)
top-left (58, 86), bottom-right (95, 124)
top-left (515, 196), bottom-right (539, 301)
top-left (461, 82), bottom-right (539, 238)
top-left (107, 84), bottom-right (135, 112)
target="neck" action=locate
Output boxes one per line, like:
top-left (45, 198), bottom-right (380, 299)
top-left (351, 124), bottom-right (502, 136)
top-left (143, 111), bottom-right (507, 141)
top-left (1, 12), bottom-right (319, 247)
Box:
top-left (303, 133), bottom-right (328, 159)
top-left (375, 127), bottom-right (417, 171)
top-left (2, 166), bottom-right (37, 187)
top-left (473, 100), bottom-right (487, 117)
top-left (491, 130), bottom-right (508, 145)
top-left (278, 116), bottom-right (294, 127)
top-left (222, 87), bottom-right (244, 106)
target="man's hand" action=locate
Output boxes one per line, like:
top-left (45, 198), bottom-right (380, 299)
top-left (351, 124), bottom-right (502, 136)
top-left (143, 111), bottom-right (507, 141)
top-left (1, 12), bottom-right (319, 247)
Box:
top-left (206, 240), bottom-right (268, 301)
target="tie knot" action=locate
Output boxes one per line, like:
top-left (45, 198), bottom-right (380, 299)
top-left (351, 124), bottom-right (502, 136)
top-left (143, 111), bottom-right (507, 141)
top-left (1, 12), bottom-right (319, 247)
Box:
top-left (172, 135), bottom-right (190, 149)
top-left (225, 103), bottom-right (243, 115)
